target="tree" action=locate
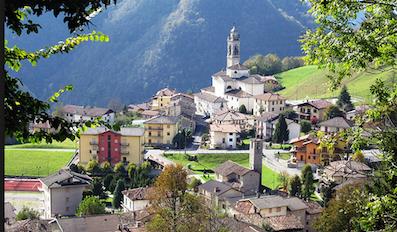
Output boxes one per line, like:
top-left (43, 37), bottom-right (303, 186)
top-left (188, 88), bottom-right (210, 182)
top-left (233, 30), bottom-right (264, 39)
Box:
top-left (289, 175), bottom-right (302, 197)
top-left (272, 115), bottom-right (289, 144)
top-left (76, 196), bottom-right (106, 216)
top-left (112, 179), bottom-right (125, 209)
top-left (280, 109), bottom-right (298, 120)
top-left (324, 105), bottom-right (344, 120)
top-left (103, 174), bottom-right (114, 191)
top-left (301, 0), bottom-right (397, 88)
top-left (301, 165), bottom-right (315, 200)
top-left (300, 120), bottom-right (312, 134)
top-left (320, 182), bottom-right (337, 207)
top-left (113, 162), bottom-right (126, 175)
top-left (352, 150), bottom-right (365, 163)
top-left (278, 171), bottom-right (290, 191)
top-left (101, 161), bottom-right (113, 174)
top-left (239, 104), bottom-right (247, 114)
top-left (337, 86), bottom-right (354, 112)
top-left (281, 56), bottom-right (305, 71)
top-left (188, 177), bottom-right (202, 192)
top-left (86, 160), bottom-right (100, 174)
top-left (16, 207), bottom-right (40, 221)
top-left (91, 178), bottom-right (105, 199)
top-left (244, 54), bottom-right (283, 75)
top-left (4, 1), bottom-right (116, 144)
top-left (172, 129), bottom-right (192, 149)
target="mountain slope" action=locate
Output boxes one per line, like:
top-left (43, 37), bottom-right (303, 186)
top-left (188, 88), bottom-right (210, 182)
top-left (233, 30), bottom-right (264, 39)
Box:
top-left (276, 65), bottom-right (396, 102)
top-left (6, 0), bottom-right (313, 106)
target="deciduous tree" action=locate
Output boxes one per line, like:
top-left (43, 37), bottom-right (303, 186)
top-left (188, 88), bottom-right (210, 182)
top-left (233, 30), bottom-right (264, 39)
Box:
top-left (324, 105), bottom-right (344, 120)
top-left (76, 196), bottom-right (106, 216)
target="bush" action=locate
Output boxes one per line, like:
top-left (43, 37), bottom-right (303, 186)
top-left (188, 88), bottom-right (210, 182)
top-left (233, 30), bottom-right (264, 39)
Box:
top-left (86, 160), bottom-right (100, 174)
top-left (114, 162), bottom-right (126, 175)
top-left (101, 161), bottom-right (113, 174)
top-left (16, 207), bottom-right (40, 221)
top-left (76, 196), bottom-right (106, 216)
top-left (300, 120), bottom-right (312, 133)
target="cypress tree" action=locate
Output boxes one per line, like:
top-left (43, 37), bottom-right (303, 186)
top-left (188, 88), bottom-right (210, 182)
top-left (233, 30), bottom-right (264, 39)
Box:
top-left (289, 175), bottom-right (302, 197)
top-left (272, 114), bottom-right (289, 143)
top-left (337, 85), bottom-right (354, 112)
top-left (301, 165), bottom-right (315, 200)
top-left (112, 179), bottom-right (125, 209)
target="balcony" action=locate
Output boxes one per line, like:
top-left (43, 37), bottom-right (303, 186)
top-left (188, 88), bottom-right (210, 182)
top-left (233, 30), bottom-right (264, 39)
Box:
top-left (121, 142), bottom-right (129, 146)
top-left (147, 127), bottom-right (163, 131)
top-left (121, 150), bottom-right (129, 155)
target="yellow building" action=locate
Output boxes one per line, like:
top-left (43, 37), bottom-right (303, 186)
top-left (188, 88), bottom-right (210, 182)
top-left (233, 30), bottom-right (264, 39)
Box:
top-left (79, 127), bottom-right (144, 165)
top-left (151, 88), bottom-right (176, 110)
top-left (143, 115), bottom-right (180, 147)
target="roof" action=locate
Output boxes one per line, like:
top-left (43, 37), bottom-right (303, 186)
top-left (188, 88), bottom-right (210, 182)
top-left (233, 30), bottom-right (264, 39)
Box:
top-left (82, 127), bottom-right (144, 136)
top-left (319, 117), bottom-right (354, 128)
top-left (194, 92), bottom-right (227, 103)
top-left (56, 214), bottom-right (121, 232)
top-left (289, 134), bottom-right (312, 144)
top-left (198, 180), bottom-right (234, 196)
top-left (210, 124), bottom-right (241, 133)
top-left (154, 88), bottom-right (176, 97)
top-left (128, 103), bottom-right (150, 111)
top-left (236, 75), bottom-right (263, 84)
top-left (212, 70), bottom-right (229, 80)
top-left (256, 112), bottom-right (279, 122)
top-left (265, 214), bottom-right (304, 231)
top-left (213, 160), bottom-right (252, 177)
top-left (40, 169), bottom-right (91, 188)
top-left (201, 86), bottom-right (215, 93)
top-left (213, 110), bottom-right (252, 122)
top-left (143, 115), bottom-right (179, 124)
top-left (228, 63), bottom-right (249, 70)
top-left (304, 201), bottom-right (323, 214)
top-left (324, 160), bottom-right (371, 179)
top-left (225, 89), bottom-right (253, 98)
top-left (244, 195), bottom-right (288, 209)
top-left (260, 75), bottom-right (278, 82)
top-left (5, 219), bottom-right (54, 232)
top-left (140, 110), bottom-right (160, 117)
top-left (254, 93), bottom-right (286, 101)
top-left (284, 197), bottom-right (308, 211)
top-left (61, 105), bottom-right (113, 117)
top-left (122, 187), bottom-right (154, 201)
top-left (298, 99), bottom-right (332, 109)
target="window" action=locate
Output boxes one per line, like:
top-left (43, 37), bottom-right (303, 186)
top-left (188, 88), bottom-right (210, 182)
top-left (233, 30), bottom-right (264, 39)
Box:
top-left (149, 132), bottom-right (152, 136)
top-left (167, 132), bottom-right (170, 136)
top-left (229, 133), bottom-right (233, 136)
top-left (160, 103), bottom-right (163, 107)
top-left (148, 139), bottom-right (152, 144)
top-left (122, 157), bottom-right (127, 162)
top-left (222, 138), bottom-right (225, 143)
top-left (114, 139), bottom-right (118, 143)
top-left (272, 108), bottom-right (274, 112)
top-left (314, 109), bottom-right (317, 113)
top-left (308, 156), bottom-right (311, 159)
top-left (229, 138), bottom-right (233, 142)
top-left (269, 208), bottom-right (272, 213)
top-left (276, 207), bottom-right (281, 212)
top-left (272, 101), bottom-right (274, 105)
top-left (313, 148), bottom-right (316, 154)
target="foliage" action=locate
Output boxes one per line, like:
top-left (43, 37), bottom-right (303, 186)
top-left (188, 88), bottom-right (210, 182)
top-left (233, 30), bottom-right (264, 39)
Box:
top-left (314, 184), bottom-right (367, 232)
top-left (91, 177), bottom-right (106, 199)
top-left (16, 207), bottom-right (40, 221)
top-left (244, 54), bottom-right (282, 75)
top-left (289, 175), bottom-right (302, 197)
top-left (129, 161), bottom-right (153, 188)
top-left (272, 114), bottom-right (289, 143)
top-left (172, 129), bottom-right (193, 149)
top-left (337, 86), bottom-right (354, 112)
top-left (324, 105), bottom-right (344, 120)
top-left (278, 171), bottom-right (289, 191)
top-left (301, 0), bottom-right (397, 89)
top-left (320, 182), bottom-right (337, 207)
top-left (114, 111), bottom-right (141, 127)
top-left (352, 150), bottom-right (365, 163)
top-left (188, 177), bottom-right (202, 192)
top-left (301, 165), bottom-right (315, 200)
top-left (86, 160), bottom-right (100, 174)
top-left (103, 174), bottom-right (114, 191)
top-left (239, 104), bottom-right (247, 114)
top-left (113, 162), bottom-right (126, 175)
top-left (70, 164), bottom-right (85, 174)
top-left (300, 120), bottom-right (312, 134)
top-left (101, 161), bottom-right (113, 174)
top-left (112, 179), bottom-right (125, 209)
top-left (281, 56), bottom-right (305, 71)
top-left (76, 196), bottom-right (106, 216)
top-left (280, 109), bottom-right (298, 120)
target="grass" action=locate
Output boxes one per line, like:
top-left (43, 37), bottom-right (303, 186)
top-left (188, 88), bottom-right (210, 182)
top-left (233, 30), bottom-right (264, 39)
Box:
top-left (166, 153), bottom-right (281, 189)
top-left (276, 153), bottom-right (291, 160)
top-left (5, 149), bottom-right (75, 177)
top-left (276, 65), bottom-right (396, 102)
top-left (270, 144), bottom-right (292, 150)
top-left (5, 138), bottom-right (78, 149)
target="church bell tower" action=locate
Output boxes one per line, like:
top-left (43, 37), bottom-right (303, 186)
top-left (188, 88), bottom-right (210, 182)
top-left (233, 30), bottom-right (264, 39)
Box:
top-left (227, 25), bottom-right (240, 68)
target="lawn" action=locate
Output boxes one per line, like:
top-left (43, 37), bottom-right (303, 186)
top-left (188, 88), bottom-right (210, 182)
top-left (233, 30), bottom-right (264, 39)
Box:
top-left (5, 138), bottom-right (78, 149)
top-left (276, 65), bottom-right (395, 102)
top-left (166, 153), bottom-right (281, 189)
top-left (5, 149), bottom-right (75, 177)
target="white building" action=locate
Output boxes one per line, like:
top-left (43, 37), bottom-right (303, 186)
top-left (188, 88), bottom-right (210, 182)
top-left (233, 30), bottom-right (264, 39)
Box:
top-left (194, 26), bottom-right (282, 117)
top-left (39, 169), bottom-right (91, 219)
top-left (122, 187), bottom-right (153, 212)
top-left (256, 113), bottom-right (301, 141)
top-left (59, 104), bottom-right (115, 124)
top-left (209, 124), bottom-right (241, 149)
top-left (253, 93), bottom-right (286, 116)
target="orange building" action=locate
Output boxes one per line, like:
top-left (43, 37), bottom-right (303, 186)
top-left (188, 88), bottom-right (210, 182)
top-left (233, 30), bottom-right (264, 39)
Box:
top-left (290, 134), bottom-right (347, 166)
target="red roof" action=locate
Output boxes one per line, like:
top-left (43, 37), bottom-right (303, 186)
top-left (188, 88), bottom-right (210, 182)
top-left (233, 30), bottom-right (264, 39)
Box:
top-left (5, 179), bottom-right (42, 192)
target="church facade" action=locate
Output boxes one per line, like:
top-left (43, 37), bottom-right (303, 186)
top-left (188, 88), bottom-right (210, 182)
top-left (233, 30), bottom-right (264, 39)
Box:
top-left (194, 26), bottom-right (283, 117)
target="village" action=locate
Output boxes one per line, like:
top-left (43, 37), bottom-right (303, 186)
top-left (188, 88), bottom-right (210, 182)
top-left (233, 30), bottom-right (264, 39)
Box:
top-left (5, 26), bottom-right (382, 232)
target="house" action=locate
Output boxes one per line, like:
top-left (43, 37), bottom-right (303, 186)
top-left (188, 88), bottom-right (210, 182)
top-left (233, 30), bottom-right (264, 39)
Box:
top-left (289, 134), bottom-right (347, 166)
top-left (29, 120), bottom-right (55, 134)
top-left (319, 117), bottom-right (354, 133)
top-left (122, 187), bottom-right (153, 212)
top-left (140, 110), bottom-right (160, 119)
top-left (209, 124), bottom-right (241, 149)
top-left (59, 104), bottom-right (115, 124)
top-left (346, 105), bottom-right (370, 120)
top-left (164, 93), bottom-right (196, 117)
top-left (212, 109), bottom-right (255, 129)
top-left (128, 103), bottom-right (151, 113)
top-left (253, 93), bottom-right (286, 116)
top-left (293, 99), bottom-right (333, 122)
top-left (151, 88), bottom-right (177, 110)
top-left (194, 26), bottom-right (281, 117)
top-left (198, 139), bottom-right (263, 209)
top-left (39, 169), bottom-right (91, 219)
top-left (321, 160), bottom-right (372, 185)
top-left (79, 127), bottom-right (145, 166)
top-left (256, 114), bottom-right (301, 141)
top-left (143, 115), bottom-right (180, 147)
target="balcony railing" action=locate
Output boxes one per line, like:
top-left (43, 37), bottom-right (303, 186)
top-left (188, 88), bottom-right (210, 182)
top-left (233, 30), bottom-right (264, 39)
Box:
top-left (147, 127), bottom-right (163, 131)
top-left (121, 150), bottom-right (129, 155)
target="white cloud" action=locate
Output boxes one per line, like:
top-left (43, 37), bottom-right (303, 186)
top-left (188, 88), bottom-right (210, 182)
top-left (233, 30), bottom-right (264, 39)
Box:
top-left (107, 0), bottom-right (143, 23)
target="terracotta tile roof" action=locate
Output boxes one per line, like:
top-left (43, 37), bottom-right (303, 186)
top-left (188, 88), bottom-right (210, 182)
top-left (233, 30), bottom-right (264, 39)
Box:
top-left (141, 110), bottom-right (160, 117)
top-left (264, 214), bottom-right (304, 231)
top-left (122, 187), bottom-right (154, 201)
top-left (235, 201), bottom-right (254, 214)
top-left (299, 99), bottom-right (332, 109)
top-left (128, 103), bottom-right (151, 111)
top-left (210, 124), bottom-right (241, 133)
top-left (289, 134), bottom-right (312, 144)
top-left (304, 201), bottom-right (323, 215)
top-left (254, 93), bottom-right (286, 101)
top-left (225, 89), bottom-right (253, 98)
top-left (324, 160), bottom-right (371, 179)
top-left (319, 117), bottom-right (354, 128)
top-left (213, 160), bottom-right (251, 177)
top-left (260, 75), bottom-right (278, 82)
top-left (61, 105), bottom-right (113, 117)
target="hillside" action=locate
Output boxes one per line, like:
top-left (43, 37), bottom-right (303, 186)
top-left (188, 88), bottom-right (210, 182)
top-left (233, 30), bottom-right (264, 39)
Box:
top-left (6, 0), bottom-right (313, 106)
top-left (276, 65), bottom-right (396, 102)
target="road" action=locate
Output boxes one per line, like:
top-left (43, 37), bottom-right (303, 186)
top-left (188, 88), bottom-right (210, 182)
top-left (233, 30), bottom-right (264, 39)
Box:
top-left (262, 149), bottom-right (301, 176)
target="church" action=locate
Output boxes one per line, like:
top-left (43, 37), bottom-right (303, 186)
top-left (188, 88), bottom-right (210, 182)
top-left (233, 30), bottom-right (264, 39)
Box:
top-left (194, 26), bottom-right (282, 117)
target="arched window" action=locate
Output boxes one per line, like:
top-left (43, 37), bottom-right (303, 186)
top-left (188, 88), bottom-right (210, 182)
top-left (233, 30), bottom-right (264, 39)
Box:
top-left (228, 45), bottom-right (232, 55)
top-left (233, 45), bottom-right (239, 55)
top-left (226, 85), bottom-right (232, 90)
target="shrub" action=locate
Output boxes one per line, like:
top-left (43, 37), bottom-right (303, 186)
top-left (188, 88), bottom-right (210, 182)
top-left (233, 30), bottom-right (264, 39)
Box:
top-left (16, 207), bottom-right (40, 221)
top-left (76, 196), bottom-right (106, 216)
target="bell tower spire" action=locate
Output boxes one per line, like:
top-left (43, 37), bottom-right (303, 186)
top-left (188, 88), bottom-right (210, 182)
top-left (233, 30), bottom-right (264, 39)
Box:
top-left (227, 25), bottom-right (240, 68)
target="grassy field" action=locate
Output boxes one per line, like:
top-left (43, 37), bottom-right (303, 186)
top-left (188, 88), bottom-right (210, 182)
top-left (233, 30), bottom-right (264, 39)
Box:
top-left (276, 65), bottom-right (396, 102)
top-left (5, 149), bottom-right (75, 177)
top-left (5, 139), bottom-right (78, 149)
top-left (166, 153), bottom-right (281, 189)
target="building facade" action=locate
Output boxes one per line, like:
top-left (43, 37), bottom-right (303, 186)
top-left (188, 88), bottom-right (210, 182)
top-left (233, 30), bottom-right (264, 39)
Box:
top-left (143, 115), bottom-right (180, 147)
top-left (59, 104), bottom-right (115, 124)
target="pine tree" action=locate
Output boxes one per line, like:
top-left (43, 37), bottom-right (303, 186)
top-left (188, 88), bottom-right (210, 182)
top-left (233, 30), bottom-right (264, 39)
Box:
top-left (337, 85), bottom-right (354, 112)
top-left (289, 175), bottom-right (302, 197)
top-left (272, 115), bottom-right (289, 143)
top-left (112, 179), bottom-right (125, 209)
top-left (301, 165), bottom-right (315, 200)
